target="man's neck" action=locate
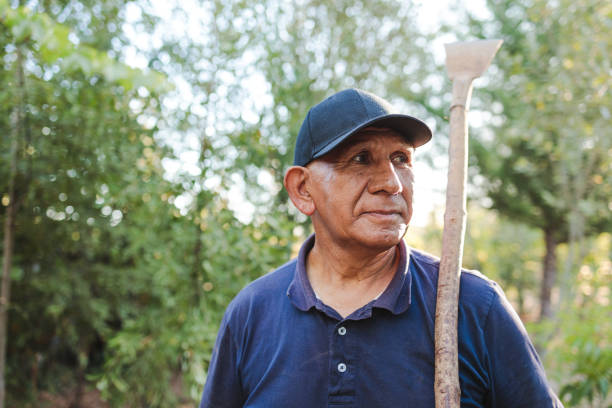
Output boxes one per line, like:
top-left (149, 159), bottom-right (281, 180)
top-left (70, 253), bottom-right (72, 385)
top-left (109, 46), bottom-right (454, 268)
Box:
top-left (305, 237), bottom-right (400, 318)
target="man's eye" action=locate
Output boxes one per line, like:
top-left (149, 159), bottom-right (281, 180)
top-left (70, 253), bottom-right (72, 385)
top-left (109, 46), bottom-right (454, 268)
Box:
top-left (351, 152), bottom-right (369, 163)
top-left (392, 153), bottom-right (412, 166)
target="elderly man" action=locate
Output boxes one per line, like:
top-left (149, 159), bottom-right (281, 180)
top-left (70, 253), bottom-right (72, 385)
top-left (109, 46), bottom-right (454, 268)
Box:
top-left (200, 89), bottom-right (562, 407)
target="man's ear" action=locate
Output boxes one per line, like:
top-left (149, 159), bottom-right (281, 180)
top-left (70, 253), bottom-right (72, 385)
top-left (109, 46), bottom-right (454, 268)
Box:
top-left (284, 166), bottom-right (316, 216)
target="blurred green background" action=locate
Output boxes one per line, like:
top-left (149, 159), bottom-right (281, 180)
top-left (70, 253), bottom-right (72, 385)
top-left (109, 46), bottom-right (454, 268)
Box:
top-left (1, 0), bottom-right (610, 406)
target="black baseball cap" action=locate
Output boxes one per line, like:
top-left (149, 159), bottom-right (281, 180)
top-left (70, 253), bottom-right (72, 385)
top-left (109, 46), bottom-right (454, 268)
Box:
top-left (293, 88), bottom-right (432, 166)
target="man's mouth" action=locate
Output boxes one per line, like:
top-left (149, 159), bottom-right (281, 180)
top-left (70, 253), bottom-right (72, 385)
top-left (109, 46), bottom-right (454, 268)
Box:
top-left (362, 210), bottom-right (402, 217)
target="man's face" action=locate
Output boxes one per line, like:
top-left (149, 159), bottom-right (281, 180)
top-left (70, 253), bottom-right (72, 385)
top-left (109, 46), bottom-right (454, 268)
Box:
top-left (307, 127), bottom-right (415, 251)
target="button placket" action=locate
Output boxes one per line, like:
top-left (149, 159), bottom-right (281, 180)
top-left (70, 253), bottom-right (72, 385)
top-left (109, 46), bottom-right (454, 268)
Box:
top-left (335, 324), bottom-right (348, 374)
top-left (328, 320), bottom-right (356, 405)
top-left (336, 326), bottom-right (347, 373)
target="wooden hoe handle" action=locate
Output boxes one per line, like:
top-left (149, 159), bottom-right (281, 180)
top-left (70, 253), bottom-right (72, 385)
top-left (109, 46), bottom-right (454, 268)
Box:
top-left (434, 39), bottom-right (502, 408)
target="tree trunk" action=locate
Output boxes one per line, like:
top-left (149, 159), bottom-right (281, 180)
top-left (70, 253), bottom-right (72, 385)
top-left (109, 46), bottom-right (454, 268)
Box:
top-left (192, 222), bottom-right (203, 303)
top-left (517, 281), bottom-right (525, 319)
top-left (69, 367), bottom-right (85, 408)
top-left (0, 185), bottom-right (16, 408)
top-left (539, 228), bottom-right (558, 321)
top-left (0, 45), bottom-right (25, 408)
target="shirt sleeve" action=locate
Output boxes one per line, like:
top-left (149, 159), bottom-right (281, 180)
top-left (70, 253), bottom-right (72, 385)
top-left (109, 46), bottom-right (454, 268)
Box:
top-left (484, 286), bottom-right (563, 408)
top-left (199, 310), bottom-right (245, 408)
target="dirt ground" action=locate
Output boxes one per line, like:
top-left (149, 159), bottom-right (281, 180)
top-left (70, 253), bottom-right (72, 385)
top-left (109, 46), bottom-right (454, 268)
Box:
top-left (37, 389), bottom-right (110, 408)
top-left (35, 378), bottom-right (196, 408)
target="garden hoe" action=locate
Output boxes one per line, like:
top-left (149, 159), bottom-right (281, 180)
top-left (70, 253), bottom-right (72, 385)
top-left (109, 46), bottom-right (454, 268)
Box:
top-left (435, 39), bottom-right (503, 408)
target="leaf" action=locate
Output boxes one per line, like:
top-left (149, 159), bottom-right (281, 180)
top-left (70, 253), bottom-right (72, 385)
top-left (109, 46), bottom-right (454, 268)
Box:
top-left (2, 3), bottom-right (170, 93)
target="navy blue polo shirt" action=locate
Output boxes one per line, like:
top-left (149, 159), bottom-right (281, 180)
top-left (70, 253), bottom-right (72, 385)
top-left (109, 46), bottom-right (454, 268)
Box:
top-left (200, 235), bottom-right (562, 408)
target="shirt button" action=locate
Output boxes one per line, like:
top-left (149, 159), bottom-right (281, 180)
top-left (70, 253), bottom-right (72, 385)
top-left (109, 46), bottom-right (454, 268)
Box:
top-left (337, 363), bottom-right (347, 373)
top-left (338, 326), bottom-right (347, 335)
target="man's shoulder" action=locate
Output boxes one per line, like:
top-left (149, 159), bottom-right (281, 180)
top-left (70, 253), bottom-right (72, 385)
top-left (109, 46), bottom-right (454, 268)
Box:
top-left (409, 247), bottom-right (502, 309)
top-left (225, 258), bottom-right (297, 315)
top-left (243, 258), bottom-right (296, 295)
top-left (411, 247), bottom-right (498, 286)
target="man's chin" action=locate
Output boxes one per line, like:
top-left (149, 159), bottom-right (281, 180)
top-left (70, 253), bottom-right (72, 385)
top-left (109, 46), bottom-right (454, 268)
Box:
top-left (353, 227), bottom-right (407, 250)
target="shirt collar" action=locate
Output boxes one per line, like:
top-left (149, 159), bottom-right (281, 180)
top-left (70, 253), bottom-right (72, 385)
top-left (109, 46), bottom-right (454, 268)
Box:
top-left (286, 234), bottom-right (412, 318)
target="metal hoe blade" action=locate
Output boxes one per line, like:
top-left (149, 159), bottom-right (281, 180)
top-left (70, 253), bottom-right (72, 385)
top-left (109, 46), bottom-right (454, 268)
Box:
top-left (445, 39), bottom-right (503, 80)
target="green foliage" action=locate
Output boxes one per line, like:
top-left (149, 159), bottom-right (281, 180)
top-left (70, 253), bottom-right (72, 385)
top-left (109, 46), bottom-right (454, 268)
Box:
top-left (3, 0), bottom-right (610, 406)
top-left (1, 1), bottom-right (180, 405)
top-left (460, 0), bottom-right (612, 328)
top-left (463, 206), bottom-right (541, 317)
top-left (0, 1), bottom-right (169, 92)
top-left (530, 234), bottom-right (612, 407)
top-left (560, 339), bottom-right (612, 407)
top-left (559, 248), bottom-right (611, 407)
top-left (1, 1), bottom-right (300, 404)
top-left (467, 0), bottom-right (612, 242)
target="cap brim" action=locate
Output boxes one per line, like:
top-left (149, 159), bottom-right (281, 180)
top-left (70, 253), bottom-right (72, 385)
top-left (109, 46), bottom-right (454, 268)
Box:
top-left (312, 114), bottom-right (433, 161)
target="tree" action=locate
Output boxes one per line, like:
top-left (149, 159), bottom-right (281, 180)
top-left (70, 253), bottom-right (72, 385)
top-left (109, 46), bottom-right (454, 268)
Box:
top-left (2, 0), bottom-right (443, 405)
top-left (0, 1), bottom-right (172, 405)
top-left (466, 0), bottom-right (612, 320)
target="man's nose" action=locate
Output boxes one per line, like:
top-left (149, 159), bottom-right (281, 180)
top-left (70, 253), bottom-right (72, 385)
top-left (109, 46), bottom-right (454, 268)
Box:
top-left (368, 161), bottom-right (403, 195)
